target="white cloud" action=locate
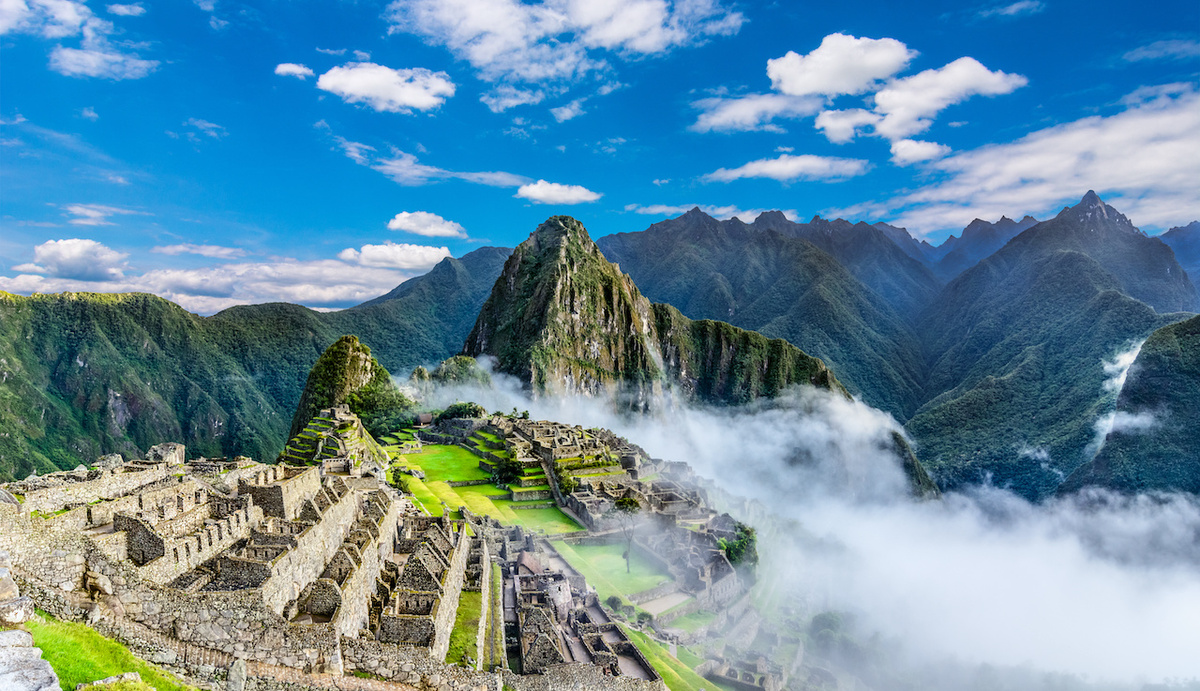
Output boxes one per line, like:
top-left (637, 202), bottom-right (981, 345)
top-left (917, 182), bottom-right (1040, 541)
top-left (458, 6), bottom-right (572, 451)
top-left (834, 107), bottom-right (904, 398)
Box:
top-left (353, 49), bottom-right (370, 61)
top-left (690, 92), bottom-right (821, 133)
top-left (766, 33), bottom-right (916, 97)
top-left (49, 41), bottom-right (158, 80)
top-left (515, 179), bottom-right (601, 204)
top-left (80, 106), bottom-right (98, 120)
top-left (333, 136), bottom-right (375, 165)
top-left (1103, 341), bottom-right (1144, 393)
top-left (11, 238), bottom-right (127, 280)
top-left (315, 47), bottom-right (345, 56)
top-left (387, 211), bottom-right (467, 238)
top-left (890, 138), bottom-right (951, 166)
top-left (152, 244), bottom-right (246, 259)
top-left (813, 108), bottom-right (881, 143)
top-left (274, 62), bottom-right (314, 79)
top-left (481, 85), bottom-right (545, 112)
top-left (371, 149), bottom-right (528, 187)
top-left (193, 0), bottom-right (214, 12)
top-left (337, 241), bottom-right (451, 269)
top-left (1124, 39), bottom-right (1200, 62)
top-left (384, 0), bottom-right (742, 84)
top-left (550, 97), bottom-right (587, 122)
top-left (872, 57), bottom-right (1028, 140)
top-left (62, 203), bottom-right (146, 225)
top-left (877, 84), bottom-right (1200, 234)
top-left (4, 0), bottom-right (159, 79)
top-left (316, 62), bottom-right (456, 113)
top-left (704, 153), bottom-right (870, 183)
top-left (184, 118), bottom-right (226, 138)
top-left (105, 3), bottom-right (143, 16)
top-left (624, 203), bottom-right (798, 221)
top-left (1, 241), bottom-right (455, 313)
top-left (978, 1), bottom-right (1045, 18)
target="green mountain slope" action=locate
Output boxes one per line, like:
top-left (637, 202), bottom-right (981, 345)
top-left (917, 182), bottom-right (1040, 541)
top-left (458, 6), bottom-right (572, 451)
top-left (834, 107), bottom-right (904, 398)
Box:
top-left (1160, 221), bottom-right (1200, 282)
top-left (0, 247), bottom-right (509, 481)
top-left (462, 215), bottom-right (844, 406)
top-left (1060, 315), bottom-right (1200, 493)
top-left (909, 192), bottom-right (1196, 499)
top-left (596, 209), bottom-right (928, 419)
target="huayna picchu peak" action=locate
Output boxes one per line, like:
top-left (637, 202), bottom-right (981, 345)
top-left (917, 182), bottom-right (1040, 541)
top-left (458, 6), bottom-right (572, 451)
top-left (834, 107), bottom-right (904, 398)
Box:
top-left (461, 215), bottom-right (844, 406)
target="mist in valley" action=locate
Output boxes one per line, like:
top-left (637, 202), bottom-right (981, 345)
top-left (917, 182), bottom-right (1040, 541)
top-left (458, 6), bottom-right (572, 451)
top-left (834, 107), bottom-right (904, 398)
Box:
top-left (414, 361), bottom-right (1200, 689)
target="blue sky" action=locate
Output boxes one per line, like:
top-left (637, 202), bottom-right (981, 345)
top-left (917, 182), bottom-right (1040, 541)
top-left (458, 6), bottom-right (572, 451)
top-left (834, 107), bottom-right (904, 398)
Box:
top-left (1, 0), bottom-right (1198, 312)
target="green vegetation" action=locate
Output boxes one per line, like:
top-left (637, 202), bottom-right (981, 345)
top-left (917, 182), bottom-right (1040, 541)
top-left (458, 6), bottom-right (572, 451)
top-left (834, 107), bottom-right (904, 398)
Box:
top-left (27, 613), bottom-right (197, 691)
top-left (445, 590), bottom-right (483, 665)
top-left (667, 610), bottom-right (717, 634)
top-left (0, 247), bottom-right (511, 481)
top-left (549, 540), bottom-right (669, 603)
top-left (393, 446), bottom-right (583, 534)
top-left (720, 522), bottom-right (758, 567)
top-left (430, 356), bottom-right (492, 387)
top-left (620, 624), bottom-right (732, 691)
top-left (1063, 315), bottom-right (1200, 493)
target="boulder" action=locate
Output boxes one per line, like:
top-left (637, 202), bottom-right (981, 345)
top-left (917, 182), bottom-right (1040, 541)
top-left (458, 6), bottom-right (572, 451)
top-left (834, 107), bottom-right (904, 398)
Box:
top-left (86, 571), bottom-right (114, 596)
top-left (147, 443), bottom-right (186, 466)
top-left (0, 643), bottom-right (60, 691)
top-left (0, 573), bottom-right (19, 601)
top-left (0, 630), bottom-right (34, 648)
top-left (94, 454), bottom-right (124, 469)
top-left (226, 658), bottom-right (247, 691)
top-left (0, 595), bottom-right (34, 624)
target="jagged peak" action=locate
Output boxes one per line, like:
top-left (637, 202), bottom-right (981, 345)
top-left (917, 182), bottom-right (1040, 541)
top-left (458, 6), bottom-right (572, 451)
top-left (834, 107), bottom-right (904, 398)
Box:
top-left (754, 210), bottom-right (790, 224)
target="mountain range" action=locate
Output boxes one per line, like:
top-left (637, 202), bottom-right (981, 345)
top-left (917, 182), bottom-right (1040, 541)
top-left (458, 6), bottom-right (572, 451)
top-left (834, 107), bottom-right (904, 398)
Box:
top-left (1, 192), bottom-right (1195, 499)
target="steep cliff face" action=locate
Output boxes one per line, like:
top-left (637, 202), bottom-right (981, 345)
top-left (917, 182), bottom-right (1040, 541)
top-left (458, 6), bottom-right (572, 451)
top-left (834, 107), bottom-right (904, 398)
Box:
top-left (461, 216), bottom-right (843, 406)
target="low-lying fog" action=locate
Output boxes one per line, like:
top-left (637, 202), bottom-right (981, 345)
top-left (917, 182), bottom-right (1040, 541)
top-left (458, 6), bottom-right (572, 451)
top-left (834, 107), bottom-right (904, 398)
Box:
top-left (415, 364), bottom-right (1200, 688)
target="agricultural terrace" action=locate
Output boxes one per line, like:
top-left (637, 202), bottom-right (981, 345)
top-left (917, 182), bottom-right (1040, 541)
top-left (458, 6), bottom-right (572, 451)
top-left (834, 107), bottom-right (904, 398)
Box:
top-left (385, 439), bottom-right (583, 536)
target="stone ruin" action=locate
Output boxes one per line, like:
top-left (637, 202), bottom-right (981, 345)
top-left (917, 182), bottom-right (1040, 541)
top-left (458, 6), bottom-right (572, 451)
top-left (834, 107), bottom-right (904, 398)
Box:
top-left (279, 404), bottom-right (390, 478)
top-left (0, 443), bottom-right (668, 691)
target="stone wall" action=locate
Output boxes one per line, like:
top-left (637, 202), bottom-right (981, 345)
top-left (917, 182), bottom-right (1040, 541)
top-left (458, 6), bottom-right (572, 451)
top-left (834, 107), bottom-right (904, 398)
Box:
top-left (136, 502), bottom-right (260, 585)
top-left (329, 491), bottom-right (403, 637)
top-left (21, 467), bottom-right (170, 514)
top-left (239, 466), bottom-right (321, 521)
top-left (259, 480), bottom-right (359, 616)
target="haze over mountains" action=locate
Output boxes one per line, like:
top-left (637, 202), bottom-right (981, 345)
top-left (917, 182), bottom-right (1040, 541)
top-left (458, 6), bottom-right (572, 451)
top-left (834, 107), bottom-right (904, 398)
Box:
top-left (0, 192), bottom-right (1195, 501)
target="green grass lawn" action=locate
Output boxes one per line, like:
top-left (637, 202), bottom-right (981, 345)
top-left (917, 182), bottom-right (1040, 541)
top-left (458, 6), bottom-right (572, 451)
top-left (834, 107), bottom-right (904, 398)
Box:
top-left (620, 625), bottom-right (732, 691)
top-left (407, 445), bottom-right (490, 482)
top-left (445, 591), bottom-right (483, 666)
top-left (400, 473), bottom-right (583, 535)
top-left (26, 614), bottom-right (197, 691)
top-left (667, 610), bottom-right (717, 634)
top-left (549, 541), bottom-right (670, 603)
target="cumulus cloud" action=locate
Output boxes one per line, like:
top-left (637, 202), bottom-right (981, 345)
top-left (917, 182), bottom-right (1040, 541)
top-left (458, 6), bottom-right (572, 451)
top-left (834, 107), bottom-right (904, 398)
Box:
top-left (151, 244), bottom-right (246, 259)
top-left (515, 179), bottom-right (601, 204)
top-left (80, 106), bottom-right (99, 120)
top-left (689, 93), bottom-right (821, 133)
top-left (105, 3), bottom-right (144, 16)
top-left (890, 138), bottom-right (951, 165)
top-left (766, 33), bottom-right (916, 97)
top-left (274, 62), bottom-right (314, 79)
top-left (3, 0), bottom-right (160, 79)
top-left (813, 108), bottom-right (881, 143)
top-left (2, 240), bottom-right (455, 313)
top-left (624, 203), bottom-right (798, 222)
top-left (316, 62), bottom-right (456, 113)
top-left (550, 97), bottom-right (587, 122)
top-left (872, 57), bottom-right (1028, 140)
top-left (481, 85), bottom-right (545, 112)
top-left (704, 153), bottom-right (869, 183)
top-left (62, 203), bottom-right (146, 226)
top-left (1124, 39), bottom-right (1200, 62)
top-left (11, 238), bottom-right (128, 280)
top-left (387, 211), bottom-right (467, 238)
top-left (693, 34), bottom-right (1024, 140)
top-left (337, 241), bottom-right (451, 269)
top-left (873, 84), bottom-right (1200, 234)
top-left (384, 0), bottom-right (742, 85)
top-left (978, 0), bottom-right (1045, 19)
